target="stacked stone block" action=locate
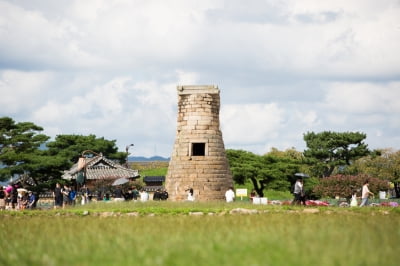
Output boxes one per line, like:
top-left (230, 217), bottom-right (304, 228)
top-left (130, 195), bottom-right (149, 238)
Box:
top-left (165, 85), bottom-right (234, 201)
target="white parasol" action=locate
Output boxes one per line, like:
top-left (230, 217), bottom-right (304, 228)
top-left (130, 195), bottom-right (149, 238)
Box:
top-left (112, 177), bottom-right (129, 186)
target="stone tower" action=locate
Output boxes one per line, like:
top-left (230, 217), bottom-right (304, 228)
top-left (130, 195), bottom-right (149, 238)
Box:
top-left (165, 85), bottom-right (233, 201)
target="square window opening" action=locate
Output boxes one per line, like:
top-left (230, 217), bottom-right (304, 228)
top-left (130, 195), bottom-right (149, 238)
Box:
top-left (192, 143), bottom-right (206, 156)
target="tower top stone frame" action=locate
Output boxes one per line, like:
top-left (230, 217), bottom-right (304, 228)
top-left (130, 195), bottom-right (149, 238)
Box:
top-left (165, 85), bottom-right (234, 201)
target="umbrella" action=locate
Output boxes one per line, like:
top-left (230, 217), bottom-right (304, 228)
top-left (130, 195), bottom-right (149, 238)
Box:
top-left (112, 177), bottom-right (129, 186)
top-left (17, 188), bottom-right (28, 195)
top-left (294, 173), bottom-right (309, 178)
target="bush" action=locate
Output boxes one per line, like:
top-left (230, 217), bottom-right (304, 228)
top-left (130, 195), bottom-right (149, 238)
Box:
top-left (313, 174), bottom-right (389, 199)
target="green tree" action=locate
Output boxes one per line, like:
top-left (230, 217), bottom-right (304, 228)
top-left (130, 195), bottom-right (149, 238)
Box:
top-left (226, 149), bottom-right (301, 197)
top-left (303, 131), bottom-right (370, 178)
top-left (0, 117), bottom-right (51, 186)
top-left (348, 148), bottom-right (400, 197)
top-left (45, 134), bottom-right (126, 165)
top-left (1, 117), bottom-right (129, 192)
top-left (30, 134), bottom-right (126, 191)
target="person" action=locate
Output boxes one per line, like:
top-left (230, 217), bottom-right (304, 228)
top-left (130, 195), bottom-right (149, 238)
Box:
top-left (53, 183), bottom-right (63, 209)
top-left (103, 193), bottom-right (111, 201)
top-left (225, 187), bottom-right (235, 202)
top-left (153, 189), bottom-right (162, 200)
top-left (359, 179), bottom-right (374, 207)
top-left (80, 185), bottom-right (90, 205)
top-left (5, 191), bottom-right (12, 210)
top-left (5, 185), bottom-right (13, 210)
top-left (139, 189), bottom-right (149, 202)
top-left (69, 187), bottom-right (76, 206)
top-left (96, 191), bottom-right (103, 201)
top-left (27, 191), bottom-right (37, 209)
top-left (113, 186), bottom-right (125, 201)
top-left (186, 188), bottom-right (194, 201)
top-left (160, 188), bottom-right (169, 200)
top-left (250, 189), bottom-right (257, 202)
top-left (132, 187), bottom-right (140, 201)
top-left (0, 187), bottom-right (6, 210)
top-left (61, 184), bottom-right (70, 208)
top-left (124, 188), bottom-right (134, 201)
top-left (300, 179), bottom-right (306, 205)
top-left (11, 184), bottom-right (18, 209)
top-left (350, 190), bottom-right (358, 207)
top-left (292, 178), bottom-right (303, 205)
top-left (20, 192), bottom-right (29, 210)
top-left (17, 188), bottom-right (25, 210)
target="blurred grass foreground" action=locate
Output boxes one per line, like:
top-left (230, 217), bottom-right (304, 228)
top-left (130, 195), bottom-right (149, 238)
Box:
top-left (1, 201), bottom-right (399, 266)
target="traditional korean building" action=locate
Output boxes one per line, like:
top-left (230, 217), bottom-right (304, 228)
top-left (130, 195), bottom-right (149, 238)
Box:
top-left (143, 176), bottom-right (165, 192)
top-left (62, 153), bottom-right (139, 188)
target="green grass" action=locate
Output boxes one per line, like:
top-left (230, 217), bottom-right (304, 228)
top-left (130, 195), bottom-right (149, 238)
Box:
top-left (140, 167), bottom-right (168, 177)
top-left (264, 189), bottom-right (293, 200)
top-left (1, 202), bottom-right (399, 266)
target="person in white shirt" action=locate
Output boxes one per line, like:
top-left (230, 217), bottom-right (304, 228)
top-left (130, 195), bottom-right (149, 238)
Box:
top-left (225, 187), bottom-right (235, 202)
top-left (139, 189), bottom-right (149, 202)
top-left (359, 180), bottom-right (374, 207)
top-left (292, 178), bottom-right (304, 205)
top-left (186, 188), bottom-right (195, 201)
top-left (350, 190), bottom-right (358, 207)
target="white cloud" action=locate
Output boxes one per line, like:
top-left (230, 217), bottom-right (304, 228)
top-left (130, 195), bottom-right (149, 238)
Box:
top-left (324, 82), bottom-right (400, 114)
top-left (0, 70), bottom-right (54, 113)
top-left (0, 1), bottom-right (105, 70)
top-left (1, 0), bottom-right (400, 157)
top-left (27, 72), bottom-right (197, 157)
top-left (221, 103), bottom-right (284, 144)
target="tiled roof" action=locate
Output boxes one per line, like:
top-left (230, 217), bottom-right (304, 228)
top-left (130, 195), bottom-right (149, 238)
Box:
top-left (62, 155), bottom-right (139, 180)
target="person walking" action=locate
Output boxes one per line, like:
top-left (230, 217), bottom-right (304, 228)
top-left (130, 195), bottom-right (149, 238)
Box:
top-left (292, 178), bottom-right (303, 205)
top-left (359, 179), bottom-right (374, 207)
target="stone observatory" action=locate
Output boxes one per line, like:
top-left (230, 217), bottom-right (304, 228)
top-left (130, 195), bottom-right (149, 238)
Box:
top-left (165, 85), bottom-right (234, 201)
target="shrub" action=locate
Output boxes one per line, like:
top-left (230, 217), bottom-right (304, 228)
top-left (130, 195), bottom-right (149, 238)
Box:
top-left (313, 174), bottom-right (389, 198)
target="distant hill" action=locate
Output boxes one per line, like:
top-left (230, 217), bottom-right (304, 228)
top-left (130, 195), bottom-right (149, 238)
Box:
top-left (128, 156), bottom-right (170, 162)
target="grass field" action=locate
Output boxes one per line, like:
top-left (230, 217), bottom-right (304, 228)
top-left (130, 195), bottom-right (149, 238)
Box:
top-left (1, 202), bottom-right (399, 266)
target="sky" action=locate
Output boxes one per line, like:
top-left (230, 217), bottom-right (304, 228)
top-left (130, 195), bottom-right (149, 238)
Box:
top-left (1, 0), bottom-right (400, 158)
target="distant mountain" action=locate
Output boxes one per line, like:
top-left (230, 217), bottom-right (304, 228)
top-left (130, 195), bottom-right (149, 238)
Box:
top-left (128, 156), bottom-right (170, 162)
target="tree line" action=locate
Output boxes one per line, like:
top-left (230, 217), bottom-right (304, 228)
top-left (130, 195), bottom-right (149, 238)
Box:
top-left (1, 116), bottom-right (399, 198)
top-left (0, 117), bottom-right (126, 192)
top-left (227, 131), bottom-right (399, 198)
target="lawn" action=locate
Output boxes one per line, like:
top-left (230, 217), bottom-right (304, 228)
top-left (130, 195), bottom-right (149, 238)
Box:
top-left (1, 202), bottom-right (398, 266)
